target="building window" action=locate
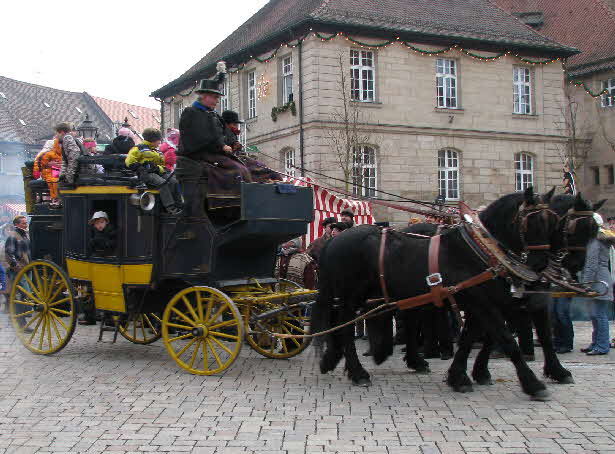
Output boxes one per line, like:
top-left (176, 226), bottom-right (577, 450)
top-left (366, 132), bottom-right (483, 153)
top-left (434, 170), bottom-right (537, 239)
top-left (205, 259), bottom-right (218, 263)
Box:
top-left (0, 152), bottom-right (6, 174)
top-left (352, 145), bottom-right (377, 197)
top-left (350, 50), bottom-right (375, 102)
top-left (174, 101), bottom-right (184, 127)
top-left (438, 148), bottom-right (460, 201)
top-left (601, 78), bottom-right (615, 107)
top-left (283, 148), bottom-right (296, 177)
top-left (248, 71), bottom-right (257, 119)
top-left (282, 56), bottom-right (293, 104)
top-left (219, 78), bottom-right (229, 113)
top-left (436, 59), bottom-right (458, 109)
top-left (513, 67), bottom-right (532, 114)
top-left (606, 164), bottom-right (614, 185)
top-left (592, 167), bottom-right (600, 185)
top-left (514, 153), bottom-right (534, 191)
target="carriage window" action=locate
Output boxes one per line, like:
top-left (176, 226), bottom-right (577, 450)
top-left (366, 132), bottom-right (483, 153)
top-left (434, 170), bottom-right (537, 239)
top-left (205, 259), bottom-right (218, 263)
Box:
top-left (89, 200), bottom-right (118, 257)
top-left (514, 153), bottom-right (534, 191)
top-left (438, 148), bottom-right (460, 201)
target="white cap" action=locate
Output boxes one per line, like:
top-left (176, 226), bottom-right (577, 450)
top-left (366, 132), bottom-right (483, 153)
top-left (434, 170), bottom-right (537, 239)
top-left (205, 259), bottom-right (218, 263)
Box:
top-left (593, 212), bottom-right (604, 226)
top-left (89, 211), bottom-right (109, 224)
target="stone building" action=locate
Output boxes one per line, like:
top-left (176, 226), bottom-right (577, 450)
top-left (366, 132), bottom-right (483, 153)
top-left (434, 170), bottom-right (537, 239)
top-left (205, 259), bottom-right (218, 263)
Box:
top-left (495, 0), bottom-right (615, 216)
top-left (152, 0), bottom-right (576, 223)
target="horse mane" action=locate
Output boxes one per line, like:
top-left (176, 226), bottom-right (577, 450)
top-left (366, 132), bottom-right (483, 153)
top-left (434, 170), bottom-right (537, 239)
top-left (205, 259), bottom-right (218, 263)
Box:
top-left (478, 191), bottom-right (532, 250)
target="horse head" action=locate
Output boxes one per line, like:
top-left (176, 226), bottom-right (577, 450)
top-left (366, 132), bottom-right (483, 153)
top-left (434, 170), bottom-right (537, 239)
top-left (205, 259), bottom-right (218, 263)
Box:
top-left (479, 186), bottom-right (559, 272)
top-left (549, 193), bottom-right (605, 275)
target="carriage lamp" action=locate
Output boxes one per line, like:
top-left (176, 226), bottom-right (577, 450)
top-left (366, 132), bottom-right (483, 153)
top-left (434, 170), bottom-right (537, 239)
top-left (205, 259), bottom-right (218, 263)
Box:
top-left (77, 114), bottom-right (99, 140)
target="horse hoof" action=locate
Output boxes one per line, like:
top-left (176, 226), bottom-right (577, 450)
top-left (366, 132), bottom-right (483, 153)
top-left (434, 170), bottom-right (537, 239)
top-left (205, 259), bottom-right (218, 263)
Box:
top-left (555, 376), bottom-right (574, 385)
top-left (474, 378), bottom-right (493, 386)
top-left (531, 389), bottom-right (551, 401)
top-left (453, 384), bottom-right (474, 393)
top-left (352, 377), bottom-right (372, 387)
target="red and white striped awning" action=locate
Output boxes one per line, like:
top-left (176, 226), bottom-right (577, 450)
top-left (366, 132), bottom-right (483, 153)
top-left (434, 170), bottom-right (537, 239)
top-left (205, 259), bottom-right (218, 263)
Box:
top-left (1, 203), bottom-right (27, 218)
top-left (285, 177), bottom-right (375, 246)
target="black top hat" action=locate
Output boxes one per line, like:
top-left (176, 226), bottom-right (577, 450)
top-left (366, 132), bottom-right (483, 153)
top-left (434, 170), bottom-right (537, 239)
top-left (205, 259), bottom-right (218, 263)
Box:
top-left (222, 110), bottom-right (244, 124)
top-left (195, 79), bottom-right (224, 96)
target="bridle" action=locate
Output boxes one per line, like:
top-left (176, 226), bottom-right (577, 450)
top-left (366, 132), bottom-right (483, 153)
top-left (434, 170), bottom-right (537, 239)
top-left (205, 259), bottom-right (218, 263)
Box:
top-left (551, 209), bottom-right (597, 263)
top-left (512, 202), bottom-right (559, 263)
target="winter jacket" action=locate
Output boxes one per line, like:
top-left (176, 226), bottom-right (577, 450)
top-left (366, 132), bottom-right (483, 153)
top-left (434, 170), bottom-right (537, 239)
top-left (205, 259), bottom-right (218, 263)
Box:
top-left (104, 135), bottom-right (135, 155)
top-left (4, 228), bottom-right (30, 271)
top-left (125, 141), bottom-right (165, 175)
top-left (0, 261), bottom-right (6, 292)
top-left (89, 225), bottom-right (117, 256)
top-left (59, 135), bottom-right (84, 184)
top-left (306, 234), bottom-right (330, 263)
top-left (177, 102), bottom-right (226, 161)
top-left (32, 150), bottom-right (47, 179)
top-left (40, 140), bottom-right (63, 183)
top-left (159, 142), bottom-right (177, 171)
top-left (582, 232), bottom-right (615, 301)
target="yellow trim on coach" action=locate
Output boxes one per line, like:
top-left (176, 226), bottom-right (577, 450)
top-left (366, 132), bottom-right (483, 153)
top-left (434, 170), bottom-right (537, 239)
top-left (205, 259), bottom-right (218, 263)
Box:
top-left (60, 186), bottom-right (159, 195)
top-left (66, 259), bottom-right (153, 312)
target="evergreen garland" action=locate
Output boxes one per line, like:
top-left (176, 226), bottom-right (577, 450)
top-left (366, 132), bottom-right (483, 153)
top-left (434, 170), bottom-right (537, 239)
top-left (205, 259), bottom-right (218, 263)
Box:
top-left (271, 101), bottom-right (297, 121)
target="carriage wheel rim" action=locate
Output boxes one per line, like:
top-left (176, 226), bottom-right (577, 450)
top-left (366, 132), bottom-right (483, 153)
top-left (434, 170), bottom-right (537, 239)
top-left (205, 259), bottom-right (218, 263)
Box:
top-left (9, 260), bottom-right (76, 355)
top-left (118, 313), bottom-right (163, 344)
top-left (162, 287), bottom-right (243, 375)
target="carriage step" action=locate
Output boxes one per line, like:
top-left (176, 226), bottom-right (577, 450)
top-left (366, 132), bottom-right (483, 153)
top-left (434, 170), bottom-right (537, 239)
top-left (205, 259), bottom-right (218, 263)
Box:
top-left (98, 315), bottom-right (120, 343)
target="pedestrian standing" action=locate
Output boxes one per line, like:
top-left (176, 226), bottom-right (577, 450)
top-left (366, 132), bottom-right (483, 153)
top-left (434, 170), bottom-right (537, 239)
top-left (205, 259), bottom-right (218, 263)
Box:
top-left (306, 217), bottom-right (336, 263)
top-left (580, 214), bottom-right (614, 355)
top-left (3, 216), bottom-right (31, 322)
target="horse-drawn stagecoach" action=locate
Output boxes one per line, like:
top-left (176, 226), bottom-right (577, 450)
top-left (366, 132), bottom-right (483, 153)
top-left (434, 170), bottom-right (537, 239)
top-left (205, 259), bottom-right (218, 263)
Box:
top-left (9, 162), bottom-right (317, 375)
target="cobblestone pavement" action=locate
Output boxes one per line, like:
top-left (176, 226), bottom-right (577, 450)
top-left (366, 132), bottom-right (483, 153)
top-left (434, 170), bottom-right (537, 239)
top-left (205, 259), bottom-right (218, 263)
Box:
top-left (1, 316), bottom-right (614, 454)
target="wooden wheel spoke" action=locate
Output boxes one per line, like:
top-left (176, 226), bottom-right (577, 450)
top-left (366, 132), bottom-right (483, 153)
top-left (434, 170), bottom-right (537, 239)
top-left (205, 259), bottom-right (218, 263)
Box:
top-left (203, 297), bottom-right (214, 324)
top-left (16, 286), bottom-right (42, 305)
top-left (27, 315), bottom-right (44, 344)
top-left (140, 317), bottom-right (147, 341)
top-left (38, 317), bottom-right (47, 350)
top-left (175, 337), bottom-right (197, 357)
top-left (50, 307), bottom-right (72, 316)
top-left (49, 311), bottom-right (69, 331)
top-left (209, 335), bottom-right (233, 356)
top-left (45, 269), bottom-right (57, 301)
top-left (32, 266), bottom-right (45, 301)
top-left (196, 294), bottom-right (204, 323)
top-left (150, 313), bottom-right (162, 323)
top-left (188, 340), bottom-right (201, 368)
top-left (208, 303), bottom-right (229, 324)
top-left (182, 296), bottom-right (200, 323)
top-left (143, 314), bottom-right (158, 335)
top-left (208, 319), bottom-right (238, 330)
top-left (209, 330), bottom-right (239, 341)
top-left (171, 307), bottom-right (197, 327)
top-left (166, 322), bottom-right (194, 331)
top-left (46, 315), bottom-right (53, 349)
top-left (23, 312), bottom-right (42, 330)
top-left (270, 337), bottom-right (276, 354)
top-left (47, 281), bottom-right (65, 306)
top-left (48, 297), bottom-right (71, 307)
top-left (13, 300), bottom-right (36, 307)
top-left (206, 339), bottom-right (224, 369)
top-left (14, 310), bottom-right (35, 318)
top-left (283, 321), bottom-right (306, 334)
top-left (23, 273), bottom-right (44, 302)
top-left (49, 314), bottom-right (63, 344)
top-left (168, 333), bottom-right (193, 343)
top-left (282, 325), bottom-right (302, 348)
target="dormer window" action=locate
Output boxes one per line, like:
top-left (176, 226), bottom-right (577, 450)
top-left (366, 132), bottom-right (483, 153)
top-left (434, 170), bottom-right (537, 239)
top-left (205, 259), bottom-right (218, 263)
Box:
top-left (75, 107), bottom-right (82, 113)
top-left (19, 119), bottom-right (26, 126)
top-left (129, 110), bottom-right (139, 119)
top-left (0, 92), bottom-right (6, 99)
top-left (43, 102), bottom-right (51, 108)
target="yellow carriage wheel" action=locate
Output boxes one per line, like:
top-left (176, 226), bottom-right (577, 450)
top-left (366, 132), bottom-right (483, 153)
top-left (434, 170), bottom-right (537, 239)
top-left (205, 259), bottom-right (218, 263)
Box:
top-left (8, 260), bottom-right (77, 354)
top-left (118, 313), bottom-right (163, 345)
top-left (162, 287), bottom-right (243, 375)
top-left (245, 280), bottom-right (312, 359)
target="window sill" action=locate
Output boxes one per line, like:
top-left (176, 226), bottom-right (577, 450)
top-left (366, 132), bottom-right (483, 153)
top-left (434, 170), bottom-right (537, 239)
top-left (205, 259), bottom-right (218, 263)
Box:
top-left (512, 113), bottom-right (539, 120)
top-left (246, 117), bottom-right (258, 124)
top-left (434, 107), bottom-right (464, 114)
top-left (351, 101), bottom-right (383, 108)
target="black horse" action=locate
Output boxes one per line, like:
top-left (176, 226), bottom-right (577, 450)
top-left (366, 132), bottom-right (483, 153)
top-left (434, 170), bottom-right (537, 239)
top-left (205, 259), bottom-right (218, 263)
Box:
top-left (445, 192), bottom-right (604, 392)
top-left (312, 187), bottom-right (558, 400)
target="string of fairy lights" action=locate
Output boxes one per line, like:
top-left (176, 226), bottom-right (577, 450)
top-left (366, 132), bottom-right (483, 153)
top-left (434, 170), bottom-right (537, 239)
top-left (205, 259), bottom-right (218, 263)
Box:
top-left (154, 29), bottom-right (572, 104)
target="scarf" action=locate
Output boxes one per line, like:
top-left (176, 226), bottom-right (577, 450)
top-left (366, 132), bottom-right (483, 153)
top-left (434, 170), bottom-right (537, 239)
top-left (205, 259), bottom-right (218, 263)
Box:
top-left (230, 125), bottom-right (241, 136)
top-left (192, 101), bottom-right (211, 112)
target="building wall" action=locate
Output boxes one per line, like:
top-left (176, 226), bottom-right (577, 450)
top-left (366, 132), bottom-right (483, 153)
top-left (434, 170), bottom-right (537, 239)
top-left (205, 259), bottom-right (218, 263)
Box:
top-left (162, 34), bottom-right (569, 225)
top-left (0, 142), bottom-right (30, 197)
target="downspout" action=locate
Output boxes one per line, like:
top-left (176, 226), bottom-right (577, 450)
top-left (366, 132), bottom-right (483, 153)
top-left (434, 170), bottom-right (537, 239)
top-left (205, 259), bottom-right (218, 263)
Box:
top-left (298, 40), bottom-right (305, 177)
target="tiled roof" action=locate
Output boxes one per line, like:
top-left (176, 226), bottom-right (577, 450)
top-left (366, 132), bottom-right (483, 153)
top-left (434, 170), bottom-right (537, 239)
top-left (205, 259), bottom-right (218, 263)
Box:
top-left (492, 0), bottom-right (615, 71)
top-left (0, 76), bottom-right (112, 145)
top-left (90, 96), bottom-right (160, 134)
top-left (153, 0), bottom-right (577, 97)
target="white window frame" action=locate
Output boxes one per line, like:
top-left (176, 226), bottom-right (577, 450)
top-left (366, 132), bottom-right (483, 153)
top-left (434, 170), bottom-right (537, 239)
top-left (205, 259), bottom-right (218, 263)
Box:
top-left (283, 148), bottom-right (296, 177)
top-left (513, 67), bottom-right (532, 114)
top-left (514, 153), bottom-right (534, 191)
top-left (436, 59), bottom-right (458, 109)
top-left (438, 149), bottom-right (460, 201)
top-left (282, 56), bottom-right (293, 104)
top-left (175, 101), bottom-right (184, 127)
top-left (352, 145), bottom-right (377, 197)
top-left (350, 50), bottom-right (375, 102)
top-left (219, 78), bottom-right (229, 113)
top-left (248, 71), bottom-right (257, 119)
top-left (0, 152), bottom-right (6, 174)
top-left (601, 78), bottom-right (615, 107)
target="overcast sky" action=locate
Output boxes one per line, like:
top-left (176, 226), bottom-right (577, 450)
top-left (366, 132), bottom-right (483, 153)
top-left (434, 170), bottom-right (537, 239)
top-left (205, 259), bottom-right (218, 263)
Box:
top-left (1, 0), bottom-right (269, 109)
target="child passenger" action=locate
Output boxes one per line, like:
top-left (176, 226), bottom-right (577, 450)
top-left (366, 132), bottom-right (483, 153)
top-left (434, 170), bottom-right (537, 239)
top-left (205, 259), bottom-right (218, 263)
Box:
top-left (88, 211), bottom-right (116, 257)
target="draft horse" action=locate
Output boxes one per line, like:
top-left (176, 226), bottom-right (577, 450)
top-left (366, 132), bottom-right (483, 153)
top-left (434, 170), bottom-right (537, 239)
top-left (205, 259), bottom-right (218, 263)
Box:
top-left (312, 187), bottom-right (558, 400)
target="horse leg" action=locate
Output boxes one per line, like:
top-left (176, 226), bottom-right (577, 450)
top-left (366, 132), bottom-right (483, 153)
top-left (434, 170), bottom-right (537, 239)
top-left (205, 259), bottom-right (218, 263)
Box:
top-left (342, 325), bottom-right (372, 386)
top-left (367, 311), bottom-right (394, 365)
top-left (403, 309), bottom-right (430, 373)
top-left (471, 334), bottom-right (494, 385)
top-left (320, 330), bottom-right (345, 374)
top-left (532, 303), bottom-right (574, 384)
top-left (446, 313), bottom-right (475, 393)
top-left (473, 301), bottom-right (549, 401)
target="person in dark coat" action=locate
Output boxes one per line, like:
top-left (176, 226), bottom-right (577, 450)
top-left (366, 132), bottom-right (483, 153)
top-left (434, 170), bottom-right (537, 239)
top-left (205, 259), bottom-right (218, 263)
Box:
top-left (88, 211), bottom-right (117, 257)
top-left (222, 110), bottom-right (282, 183)
top-left (306, 217), bottom-right (336, 263)
top-left (341, 209), bottom-right (355, 228)
top-left (104, 128), bottom-right (136, 155)
top-left (177, 69), bottom-right (252, 219)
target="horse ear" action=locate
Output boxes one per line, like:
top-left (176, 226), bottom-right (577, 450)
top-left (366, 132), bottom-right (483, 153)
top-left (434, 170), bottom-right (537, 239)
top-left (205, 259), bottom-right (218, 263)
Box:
top-left (544, 186), bottom-right (556, 203)
top-left (593, 199), bottom-right (608, 212)
top-left (523, 186), bottom-right (535, 205)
